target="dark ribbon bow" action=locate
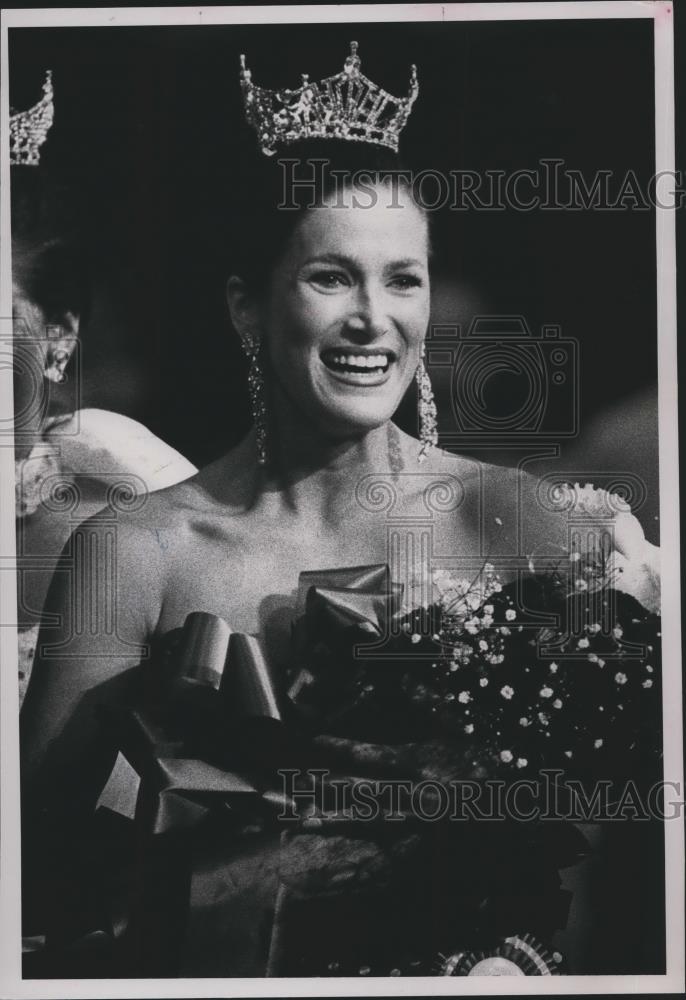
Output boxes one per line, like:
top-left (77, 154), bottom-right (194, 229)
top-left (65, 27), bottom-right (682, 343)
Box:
top-left (97, 563), bottom-right (402, 833)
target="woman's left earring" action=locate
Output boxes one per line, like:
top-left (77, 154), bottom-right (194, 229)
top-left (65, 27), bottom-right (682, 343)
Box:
top-left (245, 341), bottom-right (268, 466)
top-left (416, 343), bottom-right (438, 462)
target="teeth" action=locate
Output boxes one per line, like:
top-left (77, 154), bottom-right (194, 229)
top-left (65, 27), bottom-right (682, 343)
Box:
top-left (330, 353), bottom-right (390, 370)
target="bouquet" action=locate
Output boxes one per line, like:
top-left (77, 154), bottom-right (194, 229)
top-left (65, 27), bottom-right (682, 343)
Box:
top-left (290, 500), bottom-right (662, 795)
top-left (94, 486), bottom-right (662, 976)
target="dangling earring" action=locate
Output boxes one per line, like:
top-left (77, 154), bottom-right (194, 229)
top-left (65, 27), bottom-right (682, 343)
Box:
top-left (44, 347), bottom-right (70, 384)
top-left (416, 342), bottom-right (438, 462)
top-left (244, 338), bottom-right (268, 466)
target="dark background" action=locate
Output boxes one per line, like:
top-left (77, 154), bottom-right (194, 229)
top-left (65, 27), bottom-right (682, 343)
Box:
top-left (9, 14), bottom-right (662, 535)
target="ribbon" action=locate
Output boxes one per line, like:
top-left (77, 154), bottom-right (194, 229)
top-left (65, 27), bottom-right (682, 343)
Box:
top-left (98, 567), bottom-right (401, 832)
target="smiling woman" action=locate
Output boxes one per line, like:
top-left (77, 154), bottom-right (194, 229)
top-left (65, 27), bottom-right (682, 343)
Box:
top-left (19, 41), bottom-right (664, 979)
top-left (226, 144), bottom-right (431, 447)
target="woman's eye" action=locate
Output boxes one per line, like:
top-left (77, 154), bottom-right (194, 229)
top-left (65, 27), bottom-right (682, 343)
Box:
top-left (309, 271), bottom-right (350, 290)
top-left (389, 274), bottom-right (423, 291)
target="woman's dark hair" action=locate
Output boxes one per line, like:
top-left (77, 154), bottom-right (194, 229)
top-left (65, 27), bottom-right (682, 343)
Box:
top-left (229, 138), bottom-right (429, 293)
top-left (12, 237), bottom-right (91, 327)
top-left (11, 162), bottom-right (91, 326)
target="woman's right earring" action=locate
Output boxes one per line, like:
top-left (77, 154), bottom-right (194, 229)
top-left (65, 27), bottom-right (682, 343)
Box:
top-left (247, 346), bottom-right (268, 466)
top-left (416, 346), bottom-right (438, 462)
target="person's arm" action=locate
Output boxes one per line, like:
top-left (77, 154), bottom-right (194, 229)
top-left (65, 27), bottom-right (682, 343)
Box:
top-left (20, 507), bottom-right (165, 937)
top-left (517, 472), bottom-right (661, 613)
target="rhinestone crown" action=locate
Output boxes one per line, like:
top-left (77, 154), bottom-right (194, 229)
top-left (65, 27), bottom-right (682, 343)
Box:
top-left (10, 70), bottom-right (54, 166)
top-left (240, 42), bottom-right (418, 156)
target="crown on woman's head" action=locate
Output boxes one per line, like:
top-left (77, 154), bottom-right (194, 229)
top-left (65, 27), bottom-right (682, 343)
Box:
top-left (10, 71), bottom-right (54, 166)
top-left (240, 42), bottom-right (418, 156)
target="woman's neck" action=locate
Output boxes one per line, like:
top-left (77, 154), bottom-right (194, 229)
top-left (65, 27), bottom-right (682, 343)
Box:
top-left (216, 399), bottom-right (416, 527)
top-left (267, 401), bottom-right (410, 522)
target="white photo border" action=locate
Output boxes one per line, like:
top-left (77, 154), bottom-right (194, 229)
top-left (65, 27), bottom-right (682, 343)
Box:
top-left (0, 3), bottom-right (682, 997)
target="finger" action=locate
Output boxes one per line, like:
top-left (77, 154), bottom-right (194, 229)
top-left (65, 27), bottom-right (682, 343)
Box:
top-left (299, 809), bottom-right (418, 835)
top-left (312, 735), bottom-right (406, 775)
top-left (278, 831), bottom-right (391, 895)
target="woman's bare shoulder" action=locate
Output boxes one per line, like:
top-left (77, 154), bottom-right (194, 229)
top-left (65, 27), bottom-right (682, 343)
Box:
top-left (71, 478), bottom-right (209, 595)
top-left (413, 448), bottom-right (573, 556)
top-left (87, 462), bottom-right (234, 534)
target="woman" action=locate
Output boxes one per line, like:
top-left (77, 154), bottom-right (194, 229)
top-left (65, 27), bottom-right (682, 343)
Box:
top-left (20, 44), bottom-right (661, 976)
top-left (11, 76), bottom-right (197, 703)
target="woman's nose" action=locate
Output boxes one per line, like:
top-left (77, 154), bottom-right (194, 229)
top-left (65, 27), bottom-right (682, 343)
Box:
top-left (345, 284), bottom-right (388, 340)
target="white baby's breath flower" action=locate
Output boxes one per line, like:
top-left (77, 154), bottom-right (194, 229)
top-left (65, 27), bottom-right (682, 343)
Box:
top-left (500, 749), bottom-right (513, 763)
top-left (464, 723), bottom-right (474, 734)
top-left (458, 691), bottom-right (471, 704)
top-left (500, 685), bottom-right (514, 700)
top-left (484, 605), bottom-right (494, 616)
top-left (553, 699), bottom-right (563, 710)
top-left (588, 653), bottom-right (599, 663)
top-left (410, 633), bottom-right (421, 644)
top-left (642, 679), bottom-right (653, 689)
top-left (478, 639), bottom-right (489, 652)
top-left (575, 578), bottom-right (589, 592)
top-left (538, 712), bottom-right (550, 726)
top-left (614, 672), bottom-right (628, 685)
top-left (479, 677), bottom-right (489, 687)
top-left (549, 662), bottom-right (558, 673)
top-left (519, 717), bottom-right (529, 727)
top-left (505, 608), bottom-right (516, 621)
top-left (539, 686), bottom-right (553, 699)
top-left (516, 758), bottom-right (528, 769)
top-left (613, 626), bottom-right (624, 640)
top-left (577, 637), bottom-right (590, 649)
top-left (499, 626), bottom-right (511, 636)
top-left (560, 482), bottom-right (628, 517)
top-left (594, 738), bottom-right (604, 749)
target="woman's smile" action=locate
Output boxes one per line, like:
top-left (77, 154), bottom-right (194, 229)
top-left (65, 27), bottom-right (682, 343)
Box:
top-left (261, 180), bottom-right (430, 437)
top-left (320, 346), bottom-right (396, 386)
